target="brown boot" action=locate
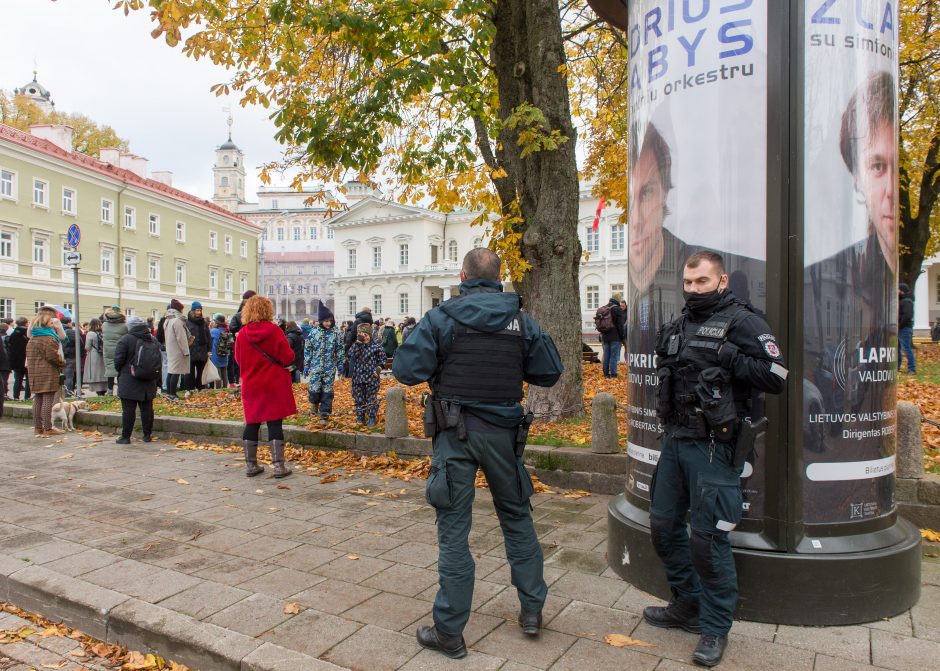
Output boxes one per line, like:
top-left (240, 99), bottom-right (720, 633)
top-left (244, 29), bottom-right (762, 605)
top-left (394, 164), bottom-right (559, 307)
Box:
top-left (271, 439), bottom-right (292, 478)
top-left (243, 440), bottom-right (264, 477)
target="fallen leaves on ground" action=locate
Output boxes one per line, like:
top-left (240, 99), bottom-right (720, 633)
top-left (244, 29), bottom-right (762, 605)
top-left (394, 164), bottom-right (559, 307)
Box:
top-left (604, 633), bottom-right (656, 648)
top-left (283, 602), bottom-right (302, 615)
top-left (922, 529), bottom-right (940, 542)
top-left (0, 601), bottom-right (190, 670)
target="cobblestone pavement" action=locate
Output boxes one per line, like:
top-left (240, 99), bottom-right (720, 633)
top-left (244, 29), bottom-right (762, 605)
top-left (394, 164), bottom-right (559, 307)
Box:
top-left (0, 421), bottom-right (938, 670)
top-left (0, 607), bottom-right (116, 671)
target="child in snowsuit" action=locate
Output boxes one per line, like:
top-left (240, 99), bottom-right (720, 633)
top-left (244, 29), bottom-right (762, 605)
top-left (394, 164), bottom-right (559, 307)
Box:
top-left (304, 302), bottom-right (344, 425)
top-left (347, 323), bottom-right (386, 426)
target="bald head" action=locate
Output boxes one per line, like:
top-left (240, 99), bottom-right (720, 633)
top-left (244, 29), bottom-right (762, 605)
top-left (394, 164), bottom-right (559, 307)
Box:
top-left (461, 248), bottom-right (501, 281)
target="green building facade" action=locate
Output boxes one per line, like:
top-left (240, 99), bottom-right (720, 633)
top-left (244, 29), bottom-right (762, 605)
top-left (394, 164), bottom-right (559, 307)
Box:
top-left (0, 123), bottom-right (260, 324)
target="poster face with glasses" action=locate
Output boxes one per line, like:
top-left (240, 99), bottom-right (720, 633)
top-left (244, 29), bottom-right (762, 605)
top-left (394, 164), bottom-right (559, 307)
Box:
top-left (801, 1), bottom-right (899, 525)
top-left (623, 1), bottom-right (768, 518)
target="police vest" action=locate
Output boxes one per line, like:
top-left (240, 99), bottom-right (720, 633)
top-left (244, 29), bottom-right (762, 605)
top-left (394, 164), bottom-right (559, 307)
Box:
top-left (669, 303), bottom-right (748, 434)
top-left (433, 315), bottom-right (526, 403)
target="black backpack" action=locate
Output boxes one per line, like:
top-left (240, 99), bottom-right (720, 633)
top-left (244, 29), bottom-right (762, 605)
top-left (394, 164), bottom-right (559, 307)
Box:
top-left (215, 331), bottom-right (234, 358)
top-left (594, 305), bottom-right (615, 333)
top-left (130, 337), bottom-right (162, 381)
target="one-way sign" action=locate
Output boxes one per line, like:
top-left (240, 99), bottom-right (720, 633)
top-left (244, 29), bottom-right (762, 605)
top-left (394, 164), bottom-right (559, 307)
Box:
top-left (64, 250), bottom-right (81, 267)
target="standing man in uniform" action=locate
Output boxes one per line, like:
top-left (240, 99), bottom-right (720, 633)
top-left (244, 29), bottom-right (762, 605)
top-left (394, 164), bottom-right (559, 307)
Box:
top-left (393, 248), bottom-right (563, 659)
top-left (644, 251), bottom-right (787, 667)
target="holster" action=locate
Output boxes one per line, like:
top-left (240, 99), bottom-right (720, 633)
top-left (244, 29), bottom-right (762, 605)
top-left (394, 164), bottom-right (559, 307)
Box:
top-left (432, 399), bottom-right (467, 440)
top-left (515, 412), bottom-right (535, 460)
top-left (734, 416), bottom-right (767, 469)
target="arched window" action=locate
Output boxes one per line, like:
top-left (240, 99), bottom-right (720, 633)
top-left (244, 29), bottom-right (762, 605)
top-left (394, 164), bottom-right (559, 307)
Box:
top-left (448, 240), bottom-right (458, 262)
top-left (220, 176), bottom-right (229, 187)
top-left (223, 155), bottom-right (230, 165)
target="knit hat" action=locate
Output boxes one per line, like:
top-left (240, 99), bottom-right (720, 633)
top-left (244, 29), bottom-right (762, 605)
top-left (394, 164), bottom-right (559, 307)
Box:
top-left (357, 323), bottom-right (373, 337)
top-left (317, 300), bottom-right (334, 324)
top-left (167, 299), bottom-right (184, 312)
top-left (242, 290), bottom-right (257, 300)
top-left (110, 305), bottom-right (121, 310)
top-left (127, 315), bottom-right (145, 329)
top-left (213, 313), bottom-right (225, 324)
top-left (191, 301), bottom-right (203, 310)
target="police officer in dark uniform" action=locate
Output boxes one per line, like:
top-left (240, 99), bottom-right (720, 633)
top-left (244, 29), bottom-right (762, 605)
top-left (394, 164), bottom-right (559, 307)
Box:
top-left (393, 248), bottom-right (563, 659)
top-left (644, 251), bottom-right (787, 667)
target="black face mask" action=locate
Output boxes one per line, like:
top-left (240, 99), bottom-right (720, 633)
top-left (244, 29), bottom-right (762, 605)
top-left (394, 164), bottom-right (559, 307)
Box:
top-left (683, 286), bottom-right (724, 312)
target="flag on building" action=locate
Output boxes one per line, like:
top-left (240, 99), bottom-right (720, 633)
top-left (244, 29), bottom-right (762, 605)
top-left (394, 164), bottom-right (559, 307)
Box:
top-left (592, 197), bottom-right (606, 232)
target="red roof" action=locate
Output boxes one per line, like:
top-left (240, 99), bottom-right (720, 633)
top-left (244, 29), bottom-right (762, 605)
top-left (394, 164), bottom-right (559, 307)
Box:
top-left (264, 251), bottom-right (334, 263)
top-left (0, 123), bottom-right (260, 229)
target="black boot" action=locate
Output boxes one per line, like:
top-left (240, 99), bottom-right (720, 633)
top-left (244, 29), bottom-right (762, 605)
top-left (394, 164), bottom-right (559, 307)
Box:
top-left (692, 633), bottom-right (728, 667)
top-left (643, 598), bottom-right (701, 633)
top-left (519, 610), bottom-right (542, 636)
top-left (243, 440), bottom-right (264, 477)
top-left (271, 439), bottom-right (292, 478)
top-left (416, 625), bottom-right (467, 659)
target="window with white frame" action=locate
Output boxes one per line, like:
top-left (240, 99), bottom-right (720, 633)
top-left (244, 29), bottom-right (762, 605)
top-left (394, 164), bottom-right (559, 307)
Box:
top-left (610, 224), bottom-right (625, 251)
top-left (62, 187), bottom-right (76, 215)
top-left (224, 270), bottom-right (233, 292)
top-left (312, 284), bottom-right (319, 294)
top-left (149, 213), bottom-right (159, 236)
top-left (148, 256), bottom-right (160, 281)
top-left (261, 229), bottom-right (268, 241)
top-left (292, 227), bottom-right (301, 241)
top-left (240, 273), bottom-right (248, 294)
top-left (32, 178), bottom-right (48, 207)
top-left (209, 268), bottom-right (218, 290)
top-left (586, 285), bottom-right (599, 311)
top-left (448, 240), bottom-right (458, 262)
top-left (348, 248), bottom-right (357, 271)
top-left (34, 300), bottom-right (46, 313)
top-left (176, 221), bottom-right (185, 242)
top-left (372, 246), bottom-right (382, 270)
top-left (175, 261), bottom-right (186, 285)
top-left (611, 283), bottom-right (624, 297)
top-left (399, 243), bottom-right (409, 266)
top-left (271, 199), bottom-right (278, 209)
top-left (100, 247), bottom-right (114, 274)
top-left (0, 169), bottom-right (14, 199)
top-left (327, 227), bottom-right (333, 239)
top-left (101, 199), bottom-right (113, 225)
top-left (209, 231), bottom-right (218, 250)
top-left (240, 239), bottom-right (248, 258)
top-left (348, 295), bottom-right (357, 316)
top-left (224, 235), bottom-right (232, 254)
top-left (124, 206), bottom-right (136, 230)
top-left (585, 226), bottom-right (599, 254)
top-left (276, 227), bottom-right (284, 241)
top-left (32, 236), bottom-right (48, 264)
top-left (0, 298), bottom-right (13, 319)
top-left (0, 230), bottom-right (14, 259)
top-left (125, 308), bottom-right (135, 317)
top-left (123, 252), bottom-right (136, 278)
top-left (309, 226), bottom-right (317, 240)
top-left (399, 292), bottom-right (409, 314)
top-left (62, 302), bottom-right (73, 313)
top-left (473, 237), bottom-right (483, 249)
top-left (373, 294), bottom-right (382, 314)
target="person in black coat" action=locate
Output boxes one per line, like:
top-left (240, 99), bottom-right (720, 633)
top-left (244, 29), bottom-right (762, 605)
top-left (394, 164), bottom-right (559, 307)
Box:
top-left (284, 320), bottom-right (305, 383)
top-left (0, 323), bottom-right (8, 418)
top-left (185, 301), bottom-right (212, 390)
top-left (7, 319), bottom-right (30, 400)
top-left (114, 316), bottom-right (160, 443)
top-left (600, 294), bottom-right (626, 378)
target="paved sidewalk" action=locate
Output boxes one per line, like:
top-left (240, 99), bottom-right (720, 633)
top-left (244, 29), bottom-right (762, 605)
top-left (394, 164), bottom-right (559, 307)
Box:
top-left (0, 421), bottom-right (937, 671)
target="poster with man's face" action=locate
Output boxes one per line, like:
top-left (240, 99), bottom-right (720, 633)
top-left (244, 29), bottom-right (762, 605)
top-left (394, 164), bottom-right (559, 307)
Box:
top-left (623, 1), bottom-right (768, 518)
top-left (802, 1), bottom-right (899, 525)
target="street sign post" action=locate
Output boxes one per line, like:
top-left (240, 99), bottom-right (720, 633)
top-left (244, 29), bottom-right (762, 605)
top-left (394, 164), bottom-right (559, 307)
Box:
top-left (65, 245), bottom-right (82, 398)
top-left (66, 224), bottom-right (81, 248)
top-left (63, 250), bottom-right (81, 266)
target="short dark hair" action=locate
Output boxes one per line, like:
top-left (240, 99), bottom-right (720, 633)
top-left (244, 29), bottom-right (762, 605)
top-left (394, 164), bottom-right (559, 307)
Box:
top-left (462, 248), bottom-right (501, 281)
top-left (631, 121), bottom-right (673, 194)
top-left (839, 71), bottom-right (895, 176)
top-left (685, 251), bottom-right (725, 276)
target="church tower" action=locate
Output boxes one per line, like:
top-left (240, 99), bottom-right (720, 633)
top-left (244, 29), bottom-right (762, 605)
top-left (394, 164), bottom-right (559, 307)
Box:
top-left (15, 70), bottom-right (55, 114)
top-left (212, 112), bottom-right (246, 212)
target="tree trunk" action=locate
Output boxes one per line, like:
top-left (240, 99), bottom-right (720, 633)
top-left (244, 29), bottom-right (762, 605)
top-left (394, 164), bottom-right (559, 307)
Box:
top-left (490, 0), bottom-right (584, 420)
top-left (899, 126), bottom-right (940, 288)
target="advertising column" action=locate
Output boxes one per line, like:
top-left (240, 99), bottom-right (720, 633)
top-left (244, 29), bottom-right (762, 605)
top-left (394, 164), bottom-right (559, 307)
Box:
top-left (625, 2), bottom-right (769, 519)
top-left (802, 1), bottom-right (899, 525)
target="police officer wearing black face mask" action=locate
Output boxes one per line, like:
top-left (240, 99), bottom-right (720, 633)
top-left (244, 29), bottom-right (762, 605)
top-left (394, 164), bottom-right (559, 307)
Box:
top-left (645, 251), bottom-right (787, 668)
top-left (393, 247), bottom-right (563, 660)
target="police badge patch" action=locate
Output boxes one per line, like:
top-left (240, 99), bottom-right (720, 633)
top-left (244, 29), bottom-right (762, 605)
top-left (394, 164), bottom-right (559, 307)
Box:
top-left (764, 341), bottom-right (781, 358)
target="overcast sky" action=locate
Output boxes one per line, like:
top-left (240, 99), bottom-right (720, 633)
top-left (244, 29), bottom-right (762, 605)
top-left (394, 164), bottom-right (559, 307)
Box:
top-left (1, 0), bottom-right (284, 200)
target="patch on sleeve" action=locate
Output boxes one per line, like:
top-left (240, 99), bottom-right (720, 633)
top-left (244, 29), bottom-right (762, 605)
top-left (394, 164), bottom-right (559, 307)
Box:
top-left (770, 362), bottom-right (789, 380)
top-left (763, 341), bottom-right (781, 358)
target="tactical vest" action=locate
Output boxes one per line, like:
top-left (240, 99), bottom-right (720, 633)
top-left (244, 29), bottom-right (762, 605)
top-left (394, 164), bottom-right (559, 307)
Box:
top-left (666, 303), bottom-right (748, 437)
top-left (433, 314), bottom-right (526, 403)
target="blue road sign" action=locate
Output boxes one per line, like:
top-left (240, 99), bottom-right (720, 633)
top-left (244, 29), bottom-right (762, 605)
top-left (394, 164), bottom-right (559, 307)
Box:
top-left (67, 224), bottom-right (81, 248)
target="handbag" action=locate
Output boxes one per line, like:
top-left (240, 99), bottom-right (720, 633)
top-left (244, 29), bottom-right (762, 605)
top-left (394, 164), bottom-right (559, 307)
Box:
top-left (249, 342), bottom-right (296, 372)
top-left (202, 359), bottom-right (221, 385)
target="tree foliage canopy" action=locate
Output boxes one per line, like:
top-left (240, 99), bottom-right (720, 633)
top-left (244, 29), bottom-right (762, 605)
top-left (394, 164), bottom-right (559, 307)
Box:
top-left (0, 92), bottom-right (129, 157)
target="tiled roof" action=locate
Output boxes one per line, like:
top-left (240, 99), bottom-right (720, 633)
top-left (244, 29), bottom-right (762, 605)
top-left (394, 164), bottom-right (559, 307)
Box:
top-left (0, 123), bottom-right (260, 229)
top-left (263, 251), bottom-right (334, 263)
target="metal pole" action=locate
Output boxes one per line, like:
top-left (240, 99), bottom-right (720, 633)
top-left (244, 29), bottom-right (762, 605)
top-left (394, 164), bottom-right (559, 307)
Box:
top-left (73, 264), bottom-right (82, 398)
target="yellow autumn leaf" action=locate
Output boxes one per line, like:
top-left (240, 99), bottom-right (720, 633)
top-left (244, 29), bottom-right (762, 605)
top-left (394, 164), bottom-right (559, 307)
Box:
top-left (175, 479), bottom-right (189, 485)
top-left (922, 528), bottom-right (940, 542)
top-left (604, 633), bottom-right (656, 648)
top-left (283, 602), bottom-right (302, 615)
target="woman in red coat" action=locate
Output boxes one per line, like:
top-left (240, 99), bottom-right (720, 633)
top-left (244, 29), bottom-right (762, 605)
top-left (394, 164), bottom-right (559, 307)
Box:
top-left (234, 295), bottom-right (297, 478)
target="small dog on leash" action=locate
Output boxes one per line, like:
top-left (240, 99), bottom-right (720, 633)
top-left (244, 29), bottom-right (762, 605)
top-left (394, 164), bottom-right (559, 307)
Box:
top-left (51, 399), bottom-right (89, 431)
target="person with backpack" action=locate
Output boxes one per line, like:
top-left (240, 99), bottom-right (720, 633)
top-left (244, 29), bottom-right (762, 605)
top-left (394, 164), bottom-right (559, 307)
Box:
top-left (596, 293), bottom-right (626, 378)
top-left (163, 304), bottom-right (190, 400)
top-left (113, 316), bottom-right (161, 444)
top-left (210, 314), bottom-right (233, 389)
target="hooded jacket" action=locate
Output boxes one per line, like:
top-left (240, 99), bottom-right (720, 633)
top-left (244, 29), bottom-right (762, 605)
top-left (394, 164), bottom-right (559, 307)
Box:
top-left (234, 320), bottom-right (297, 424)
top-left (7, 326), bottom-right (28, 370)
top-left (392, 279), bottom-right (563, 427)
top-left (114, 320), bottom-right (160, 401)
top-left (344, 310), bottom-right (374, 352)
top-left (101, 309), bottom-right (128, 378)
top-left (285, 325), bottom-right (305, 371)
top-left (186, 311), bottom-right (211, 362)
top-left (899, 285), bottom-right (914, 330)
top-left (600, 298), bottom-right (626, 344)
top-left (164, 309), bottom-right (191, 375)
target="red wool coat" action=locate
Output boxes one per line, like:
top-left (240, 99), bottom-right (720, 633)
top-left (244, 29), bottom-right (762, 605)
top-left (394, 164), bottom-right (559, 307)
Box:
top-left (234, 321), bottom-right (297, 424)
